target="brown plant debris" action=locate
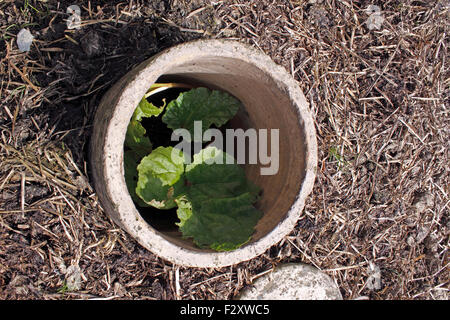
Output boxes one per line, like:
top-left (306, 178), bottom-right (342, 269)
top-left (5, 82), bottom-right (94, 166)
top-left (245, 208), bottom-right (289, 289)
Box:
top-left (0, 0), bottom-right (448, 300)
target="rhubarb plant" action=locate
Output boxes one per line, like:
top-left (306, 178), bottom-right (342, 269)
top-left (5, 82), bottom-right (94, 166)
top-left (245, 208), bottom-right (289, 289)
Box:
top-left (162, 87), bottom-right (241, 140)
top-left (124, 86), bottom-right (262, 251)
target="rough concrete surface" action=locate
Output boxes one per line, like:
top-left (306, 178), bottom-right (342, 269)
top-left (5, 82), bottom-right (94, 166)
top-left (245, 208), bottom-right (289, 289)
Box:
top-left (238, 263), bottom-right (342, 300)
top-left (90, 39), bottom-right (317, 268)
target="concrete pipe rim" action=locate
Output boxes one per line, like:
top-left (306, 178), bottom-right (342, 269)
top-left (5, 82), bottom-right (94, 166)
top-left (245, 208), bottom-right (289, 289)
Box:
top-left (91, 39), bottom-right (318, 268)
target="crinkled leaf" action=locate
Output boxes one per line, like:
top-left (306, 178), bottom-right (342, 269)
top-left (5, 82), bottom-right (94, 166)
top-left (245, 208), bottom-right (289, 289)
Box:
top-left (125, 97), bottom-right (164, 158)
top-left (135, 173), bottom-right (182, 209)
top-left (175, 196), bottom-right (192, 227)
top-left (185, 147), bottom-right (261, 201)
top-left (178, 147), bottom-right (262, 251)
top-left (179, 193), bottom-right (263, 251)
top-left (162, 87), bottom-right (240, 140)
top-left (139, 146), bottom-right (185, 186)
top-left (136, 146), bottom-right (186, 209)
top-left (125, 120), bottom-right (152, 158)
top-left (133, 97), bottom-right (164, 121)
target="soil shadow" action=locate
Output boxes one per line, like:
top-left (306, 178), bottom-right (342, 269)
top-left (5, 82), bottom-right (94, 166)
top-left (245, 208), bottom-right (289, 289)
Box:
top-left (35, 17), bottom-right (201, 170)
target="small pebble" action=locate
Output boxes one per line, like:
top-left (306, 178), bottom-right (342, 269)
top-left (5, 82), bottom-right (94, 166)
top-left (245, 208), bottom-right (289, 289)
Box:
top-left (66, 5), bottom-right (81, 30)
top-left (17, 28), bottom-right (34, 52)
top-left (65, 264), bottom-right (82, 291)
top-left (366, 5), bottom-right (384, 30)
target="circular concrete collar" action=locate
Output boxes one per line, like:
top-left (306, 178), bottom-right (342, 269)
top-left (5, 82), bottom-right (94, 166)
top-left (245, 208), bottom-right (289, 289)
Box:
top-left (90, 39), bottom-right (318, 268)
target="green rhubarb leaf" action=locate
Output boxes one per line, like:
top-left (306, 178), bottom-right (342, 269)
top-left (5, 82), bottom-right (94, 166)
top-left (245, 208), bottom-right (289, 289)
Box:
top-left (161, 87), bottom-right (241, 140)
top-left (139, 146), bottom-right (185, 186)
top-left (125, 97), bottom-right (164, 158)
top-left (124, 97), bottom-right (165, 205)
top-left (179, 192), bottom-right (262, 251)
top-left (185, 147), bottom-right (261, 201)
top-left (175, 196), bottom-right (192, 227)
top-left (133, 97), bottom-right (164, 121)
top-left (136, 146), bottom-right (186, 209)
top-left (177, 147), bottom-right (262, 251)
top-left (125, 120), bottom-right (151, 158)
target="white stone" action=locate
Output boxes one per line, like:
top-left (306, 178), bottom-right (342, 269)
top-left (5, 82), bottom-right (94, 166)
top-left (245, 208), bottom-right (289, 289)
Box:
top-left (366, 262), bottom-right (381, 291)
top-left (66, 5), bottom-right (81, 30)
top-left (366, 14), bottom-right (384, 30)
top-left (17, 29), bottom-right (34, 52)
top-left (366, 5), bottom-right (381, 15)
top-left (365, 5), bottom-right (384, 30)
top-left (65, 264), bottom-right (82, 291)
top-left (66, 4), bottom-right (81, 16)
top-left (238, 263), bottom-right (343, 300)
